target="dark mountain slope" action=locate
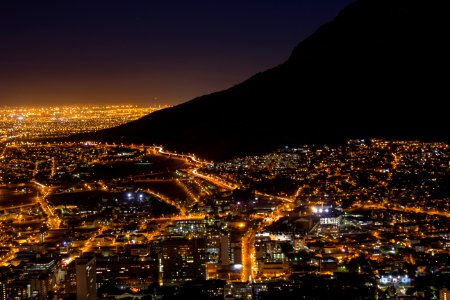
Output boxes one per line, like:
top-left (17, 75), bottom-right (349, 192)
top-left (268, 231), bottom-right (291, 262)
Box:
top-left (76, 0), bottom-right (448, 160)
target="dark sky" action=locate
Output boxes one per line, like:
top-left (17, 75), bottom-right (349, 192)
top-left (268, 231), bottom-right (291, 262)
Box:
top-left (0, 0), bottom-right (352, 106)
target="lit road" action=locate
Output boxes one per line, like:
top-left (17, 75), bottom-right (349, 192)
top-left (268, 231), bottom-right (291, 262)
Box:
top-left (155, 146), bottom-right (213, 166)
top-left (144, 188), bottom-right (187, 216)
top-left (153, 146), bottom-right (239, 191)
top-left (241, 198), bottom-right (293, 282)
top-left (242, 228), bottom-right (256, 282)
top-left (0, 146), bottom-right (6, 159)
top-left (254, 191), bottom-right (294, 203)
top-left (32, 181), bottom-right (61, 229)
top-left (63, 224), bottom-right (108, 267)
top-left (347, 203), bottom-right (450, 218)
top-left (175, 179), bottom-right (199, 203)
top-left (190, 169), bottom-right (237, 190)
top-left (0, 247), bottom-right (19, 267)
top-left (0, 201), bottom-right (37, 211)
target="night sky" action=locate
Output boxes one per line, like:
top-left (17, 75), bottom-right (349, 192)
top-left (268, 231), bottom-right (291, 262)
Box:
top-left (1, 0), bottom-right (352, 106)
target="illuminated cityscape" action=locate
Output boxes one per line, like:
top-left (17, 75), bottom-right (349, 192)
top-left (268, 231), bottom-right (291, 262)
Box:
top-left (0, 105), bottom-right (168, 142)
top-left (0, 109), bottom-right (448, 299)
top-left (2, 0), bottom-right (448, 297)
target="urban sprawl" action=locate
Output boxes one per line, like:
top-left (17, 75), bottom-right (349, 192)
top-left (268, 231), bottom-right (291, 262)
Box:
top-left (0, 106), bottom-right (449, 299)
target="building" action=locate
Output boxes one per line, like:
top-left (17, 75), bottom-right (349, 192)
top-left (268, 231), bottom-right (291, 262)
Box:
top-left (319, 257), bottom-right (338, 274)
top-left (220, 232), bottom-right (243, 267)
top-left (4, 280), bottom-right (30, 299)
top-left (75, 255), bottom-right (97, 300)
top-left (29, 273), bottom-right (53, 298)
top-left (224, 282), bottom-right (252, 300)
top-left (220, 234), bottom-right (231, 266)
top-left (440, 288), bottom-right (450, 300)
top-left (309, 207), bottom-right (342, 234)
top-left (0, 282), bottom-right (5, 300)
top-left (160, 236), bottom-right (206, 284)
top-left (95, 254), bottom-right (157, 290)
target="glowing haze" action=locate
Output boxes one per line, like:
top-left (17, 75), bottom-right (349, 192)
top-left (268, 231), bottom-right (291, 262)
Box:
top-left (0, 0), bottom-right (351, 106)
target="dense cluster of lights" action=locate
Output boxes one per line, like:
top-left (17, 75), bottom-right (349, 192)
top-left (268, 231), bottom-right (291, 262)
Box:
top-left (0, 105), bottom-right (168, 142)
top-left (0, 137), bottom-right (448, 298)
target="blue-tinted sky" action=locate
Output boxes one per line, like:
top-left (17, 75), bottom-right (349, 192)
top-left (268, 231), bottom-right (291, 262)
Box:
top-left (0, 0), bottom-right (352, 106)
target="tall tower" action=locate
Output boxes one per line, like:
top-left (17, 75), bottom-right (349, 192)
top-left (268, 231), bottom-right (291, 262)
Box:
top-left (75, 255), bottom-right (97, 300)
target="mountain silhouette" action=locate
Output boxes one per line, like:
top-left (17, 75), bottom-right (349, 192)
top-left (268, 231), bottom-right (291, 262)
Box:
top-left (75, 0), bottom-right (448, 161)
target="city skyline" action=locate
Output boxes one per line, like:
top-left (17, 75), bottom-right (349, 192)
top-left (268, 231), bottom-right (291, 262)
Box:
top-left (0, 0), bottom-right (351, 106)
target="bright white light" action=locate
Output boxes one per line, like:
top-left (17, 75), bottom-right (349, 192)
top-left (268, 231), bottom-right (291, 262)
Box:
top-left (127, 193), bottom-right (132, 198)
top-left (401, 275), bottom-right (410, 283)
top-left (319, 209), bottom-right (323, 213)
top-left (325, 209), bottom-right (329, 213)
top-left (312, 207), bottom-right (317, 213)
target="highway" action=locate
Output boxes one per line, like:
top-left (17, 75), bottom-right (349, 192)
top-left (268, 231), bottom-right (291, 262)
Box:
top-left (155, 146), bottom-right (213, 166)
top-left (347, 203), bottom-right (450, 218)
top-left (254, 191), bottom-right (294, 203)
top-left (190, 169), bottom-right (237, 190)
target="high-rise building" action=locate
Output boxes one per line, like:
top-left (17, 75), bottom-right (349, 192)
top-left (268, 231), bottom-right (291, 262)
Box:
top-left (75, 255), bottom-right (97, 300)
top-left (220, 232), bottom-right (243, 266)
top-left (160, 236), bottom-right (206, 284)
top-left (440, 288), bottom-right (450, 300)
top-left (220, 234), bottom-right (231, 266)
top-left (0, 282), bottom-right (5, 300)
